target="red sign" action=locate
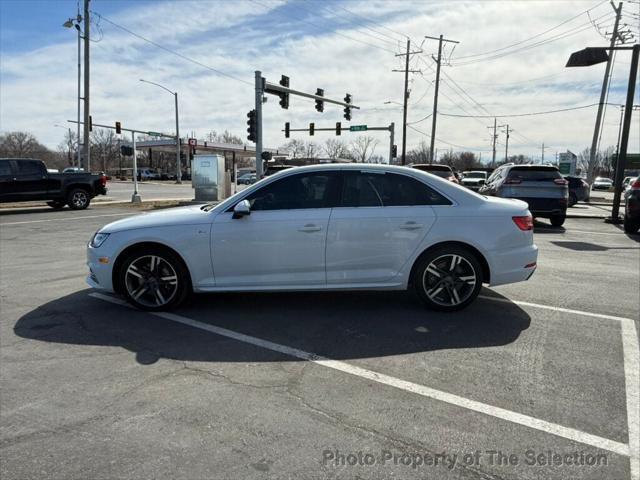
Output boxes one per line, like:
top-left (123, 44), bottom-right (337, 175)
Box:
top-left (188, 138), bottom-right (197, 147)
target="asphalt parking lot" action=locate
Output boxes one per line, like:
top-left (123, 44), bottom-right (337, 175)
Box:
top-left (1, 205), bottom-right (638, 480)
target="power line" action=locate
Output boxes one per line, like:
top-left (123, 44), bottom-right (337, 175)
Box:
top-left (407, 124), bottom-right (493, 152)
top-left (249, 0), bottom-right (399, 54)
top-left (93, 12), bottom-right (253, 86)
top-left (451, 1), bottom-right (608, 61)
top-left (439, 103), bottom-right (615, 118)
top-left (451, 11), bottom-right (615, 66)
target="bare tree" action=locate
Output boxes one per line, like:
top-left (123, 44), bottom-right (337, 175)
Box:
top-left (406, 139), bottom-right (431, 164)
top-left (281, 139), bottom-right (305, 158)
top-left (304, 141), bottom-right (319, 159)
top-left (91, 128), bottom-right (119, 172)
top-left (206, 130), bottom-right (243, 145)
top-left (323, 139), bottom-right (350, 160)
top-left (350, 136), bottom-right (379, 163)
top-left (0, 131), bottom-right (65, 169)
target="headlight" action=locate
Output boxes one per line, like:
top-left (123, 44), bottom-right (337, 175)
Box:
top-left (90, 232), bottom-right (110, 248)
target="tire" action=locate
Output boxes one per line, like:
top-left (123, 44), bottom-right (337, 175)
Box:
top-left (413, 246), bottom-right (483, 312)
top-left (67, 188), bottom-right (91, 210)
top-left (550, 215), bottom-right (565, 227)
top-left (120, 247), bottom-right (190, 311)
top-left (568, 192), bottom-right (577, 207)
top-left (47, 200), bottom-right (66, 209)
top-left (624, 215), bottom-right (640, 234)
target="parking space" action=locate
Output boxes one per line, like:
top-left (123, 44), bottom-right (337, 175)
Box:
top-left (1, 207), bottom-right (638, 479)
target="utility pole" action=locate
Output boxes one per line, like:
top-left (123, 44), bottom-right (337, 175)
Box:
top-left (255, 70), bottom-right (264, 178)
top-left (541, 143), bottom-right (545, 163)
top-left (499, 124), bottom-right (510, 162)
top-left (487, 118), bottom-right (497, 166)
top-left (588, 1), bottom-right (622, 182)
top-left (174, 92), bottom-right (182, 183)
top-left (425, 34), bottom-right (459, 163)
top-left (83, 0), bottom-right (90, 172)
top-left (393, 40), bottom-right (422, 165)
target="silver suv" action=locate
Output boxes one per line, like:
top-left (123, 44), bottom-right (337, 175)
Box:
top-left (479, 164), bottom-right (568, 227)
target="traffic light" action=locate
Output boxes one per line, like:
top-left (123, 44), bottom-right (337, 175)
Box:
top-left (343, 94), bottom-right (352, 121)
top-left (336, 122), bottom-right (341, 136)
top-left (279, 75), bottom-right (289, 109)
top-left (120, 145), bottom-right (133, 156)
top-left (247, 109), bottom-right (257, 142)
top-left (392, 144), bottom-right (398, 158)
top-left (115, 121), bottom-right (121, 134)
top-left (309, 122), bottom-right (315, 136)
top-left (315, 88), bottom-right (324, 113)
top-left (89, 115), bottom-right (93, 132)
top-left (284, 122), bottom-right (290, 138)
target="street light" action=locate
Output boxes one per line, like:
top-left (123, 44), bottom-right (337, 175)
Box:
top-left (566, 44), bottom-right (640, 223)
top-left (384, 100), bottom-right (403, 106)
top-left (139, 79), bottom-right (182, 184)
top-left (63, 14), bottom-right (82, 169)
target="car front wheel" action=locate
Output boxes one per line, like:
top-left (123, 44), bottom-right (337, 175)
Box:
top-left (120, 248), bottom-right (190, 311)
top-left (414, 246), bottom-right (483, 312)
top-left (624, 215), bottom-right (639, 234)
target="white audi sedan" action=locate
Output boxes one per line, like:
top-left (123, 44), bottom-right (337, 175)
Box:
top-left (87, 164), bottom-right (537, 312)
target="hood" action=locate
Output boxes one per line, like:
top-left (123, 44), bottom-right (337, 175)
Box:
top-left (100, 205), bottom-right (212, 233)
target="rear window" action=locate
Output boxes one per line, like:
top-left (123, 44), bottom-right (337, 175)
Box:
top-left (507, 167), bottom-right (561, 181)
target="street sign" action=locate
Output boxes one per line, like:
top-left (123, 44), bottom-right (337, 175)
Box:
top-left (612, 153), bottom-right (640, 169)
top-left (148, 131), bottom-right (161, 137)
top-left (188, 138), bottom-right (197, 146)
top-left (349, 125), bottom-right (368, 132)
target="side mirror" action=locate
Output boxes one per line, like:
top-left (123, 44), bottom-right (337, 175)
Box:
top-left (232, 199), bottom-right (251, 219)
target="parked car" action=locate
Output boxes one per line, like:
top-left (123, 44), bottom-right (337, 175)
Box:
top-left (564, 175), bottom-right (590, 206)
top-left (137, 168), bottom-right (161, 181)
top-left (237, 173), bottom-right (257, 185)
top-left (62, 167), bottom-right (85, 174)
top-left (592, 177), bottom-right (613, 190)
top-left (623, 176), bottom-right (640, 233)
top-left (478, 164), bottom-right (568, 226)
top-left (460, 171), bottom-right (488, 191)
top-left (411, 164), bottom-right (459, 183)
top-left (0, 158), bottom-right (107, 209)
top-left (87, 164), bottom-right (537, 312)
top-left (622, 176), bottom-right (636, 190)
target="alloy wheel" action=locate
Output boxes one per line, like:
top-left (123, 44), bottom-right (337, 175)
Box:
top-left (71, 191), bottom-right (88, 208)
top-left (124, 255), bottom-right (179, 308)
top-left (422, 254), bottom-right (477, 307)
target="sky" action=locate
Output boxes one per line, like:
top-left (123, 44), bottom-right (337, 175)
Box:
top-left (1, 0), bottom-right (639, 163)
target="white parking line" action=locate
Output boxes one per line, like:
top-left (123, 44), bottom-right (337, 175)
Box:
top-left (89, 292), bottom-right (635, 468)
top-left (0, 212), bottom-right (132, 226)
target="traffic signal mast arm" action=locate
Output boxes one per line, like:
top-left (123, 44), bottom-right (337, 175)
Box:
top-left (263, 83), bottom-right (360, 109)
top-left (67, 119), bottom-right (175, 138)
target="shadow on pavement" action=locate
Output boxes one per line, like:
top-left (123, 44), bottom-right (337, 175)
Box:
top-left (550, 240), bottom-right (640, 251)
top-left (15, 288), bottom-right (530, 365)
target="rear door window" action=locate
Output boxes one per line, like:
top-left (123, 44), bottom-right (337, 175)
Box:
top-left (15, 161), bottom-right (42, 176)
top-left (341, 171), bottom-right (451, 207)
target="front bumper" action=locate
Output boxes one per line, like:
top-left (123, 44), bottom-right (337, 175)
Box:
top-left (86, 243), bottom-right (115, 292)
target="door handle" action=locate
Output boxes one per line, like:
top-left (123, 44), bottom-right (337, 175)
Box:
top-left (399, 221), bottom-right (423, 230)
top-left (298, 224), bottom-right (322, 233)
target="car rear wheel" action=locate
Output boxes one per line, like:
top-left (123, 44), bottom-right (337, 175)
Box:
top-left (120, 248), bottom-right (190, 311)
top-left (46, 200), bottom-right (66, 209)
top-left (414, 246), bottom-right (483, 312)
top-left (550, 214), bottom-right (565, 227)
top-left (568, 192), bottom-right (577, 207)
top-left (67, 188), bottom-right (91, 210)
top-left (623, 215), bottom-right (639, 234)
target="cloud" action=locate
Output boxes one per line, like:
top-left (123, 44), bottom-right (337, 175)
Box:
top-left (0, 0), bottom-right (638, 161)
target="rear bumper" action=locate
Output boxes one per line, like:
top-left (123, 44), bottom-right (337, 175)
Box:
top-left (487, 243), bottom-right (538, 287)
top-left (504, 197), bottom-right (567, 217)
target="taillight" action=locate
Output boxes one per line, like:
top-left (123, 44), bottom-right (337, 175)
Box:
top-left (512, 215), bottom-right (533, 231)
top-left (100, 175), bottom-right (107, 187)
top-left (504, 178), bottom-right (521, 185)
top-left (554, 178), bottom-right (568, 185)
top-left (632, 179), bottom-right (640, 189)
